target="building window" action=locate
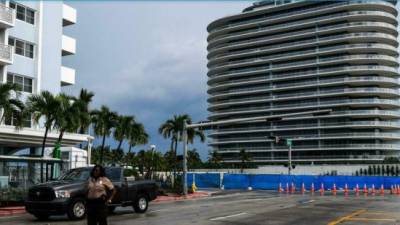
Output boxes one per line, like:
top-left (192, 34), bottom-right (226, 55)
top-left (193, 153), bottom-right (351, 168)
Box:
top-left (8, 37), bottom-right (34, 59)
top-left (7, 73), bottom-right (33, 93)
top-left (5, 111), bottom-right (31, 128)
top-left (9, 1), bottom-right (35, 25)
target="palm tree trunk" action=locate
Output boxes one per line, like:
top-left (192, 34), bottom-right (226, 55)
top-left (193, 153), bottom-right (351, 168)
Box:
top-left (128, 144), bottom-right (133, 153)
top-left (117, 140), bottom-right (123, 152)
top-left (57, 130), bottom-right (64, 144)
top-left (100, 134), bottom-right (106, 165)
top-left (40, 126), bottom-right (49, 183)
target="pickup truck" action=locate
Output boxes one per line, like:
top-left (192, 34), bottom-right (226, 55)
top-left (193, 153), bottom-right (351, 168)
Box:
top-left (25, 167), bottom-right (158, 220)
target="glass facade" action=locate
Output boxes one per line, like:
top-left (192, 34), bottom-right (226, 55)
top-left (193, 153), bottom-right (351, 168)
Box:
top-left (207, 0), bottom-right (400, 164)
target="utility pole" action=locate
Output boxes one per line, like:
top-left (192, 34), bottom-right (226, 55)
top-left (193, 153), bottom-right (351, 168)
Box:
top-left (182, 120), bottom-right (188, 196)
top-left (286, 139), bottom-right (292, 175)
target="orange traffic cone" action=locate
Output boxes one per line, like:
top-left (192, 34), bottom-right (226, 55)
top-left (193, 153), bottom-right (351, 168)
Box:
top-left (397, 185), bottom-right (400, 195)
top-left (291, 182), bottom-right (295, 194)
top-left (355, 184), bottom-right (360, 195)
top-left (278, 183), bottom-right (283, 193)
top-left (311, 183), bottom-right (315, 194)
top-left (320, 183), bottom-right (325, 195)
top-left (301, 183), bottom-right (306, 194)
top-left (286, 183), bottom-right (289, 194)
top-left (363, 184), bottom-right (368, 194)
top-left (344, 184), bottom-right (349, 194)
top-left (380, 184), bottom-right (384, 195)
top-left (390, 185), bottom-right (394, 194)
top-left (371, 184), bottom-right (376, 195)
top-left (332, 183), bottom-right (337, 195)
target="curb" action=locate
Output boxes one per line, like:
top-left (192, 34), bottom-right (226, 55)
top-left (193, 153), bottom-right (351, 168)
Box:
top-left (0, 207), bottom-right (26, 217)
top-left (154, 191), bottom-right (210, 203)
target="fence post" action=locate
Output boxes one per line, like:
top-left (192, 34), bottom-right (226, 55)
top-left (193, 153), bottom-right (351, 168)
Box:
top-left (220, 172), bottom-right (224, 189)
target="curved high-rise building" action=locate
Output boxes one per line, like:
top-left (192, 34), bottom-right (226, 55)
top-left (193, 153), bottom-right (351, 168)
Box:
top-left (207, 0), bottom-right (400, 164)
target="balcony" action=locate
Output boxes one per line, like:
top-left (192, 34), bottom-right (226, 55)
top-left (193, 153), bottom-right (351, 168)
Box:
top-left (61, 66), bottom-right (75, 86)
top-left (63, 4), bottom-right (76, 26)
top-left (0, 43), bottom-right (13, 65)
top-left (62, 35), bottom-right (76, 56)
top-left (0, 4), bottom-right (14, 28)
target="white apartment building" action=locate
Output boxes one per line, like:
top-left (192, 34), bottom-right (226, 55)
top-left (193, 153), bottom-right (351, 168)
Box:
top-left (0, 1), bottom-right (91, 186)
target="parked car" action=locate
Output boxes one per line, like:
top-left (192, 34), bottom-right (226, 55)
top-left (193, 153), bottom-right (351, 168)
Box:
top-left (25, 167), bottom-right (158, 220)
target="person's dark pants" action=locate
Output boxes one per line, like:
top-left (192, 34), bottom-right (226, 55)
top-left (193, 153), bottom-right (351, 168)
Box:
top-left (86, 198), bottom-right (108, 225)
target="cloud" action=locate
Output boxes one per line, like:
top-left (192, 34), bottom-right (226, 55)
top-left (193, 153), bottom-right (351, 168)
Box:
top-left (62, 1), bottom-right (250, 159)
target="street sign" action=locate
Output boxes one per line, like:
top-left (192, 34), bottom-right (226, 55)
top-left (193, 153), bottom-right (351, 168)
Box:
top-left (286, 139), bottom-right (292, 146)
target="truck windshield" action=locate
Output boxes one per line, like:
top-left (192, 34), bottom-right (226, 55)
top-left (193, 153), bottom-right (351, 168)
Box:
top-left (58, 169), bottom-right (90, 181)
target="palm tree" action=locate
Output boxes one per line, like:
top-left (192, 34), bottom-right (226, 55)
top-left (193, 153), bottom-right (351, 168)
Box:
top-left (208, 150), bottom-right (222, 168)
top-left (114, 115), bottom-right (134, 151)
top-left (27, 91), bottom-right (60, 182)
top-left (53, 94), bottom-right (80, 144)
top-left (0, 83), bottom-right (25, 125)
top-left (76, 89), bottom-right (94, 135)
top-left (27, 91), bottom-right (60, 156)
top-left (239, 149), bottom-right (252, 173)
top-left (128, 122), bottom-right (148, 153)
top-left (91, 106), bottom-right (118, 164)
top-left (187, 149), bottom-right (202, 169)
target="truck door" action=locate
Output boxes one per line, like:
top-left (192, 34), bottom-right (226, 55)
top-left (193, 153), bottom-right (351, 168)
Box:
top-left (106, 168), bottom-right (123, 204)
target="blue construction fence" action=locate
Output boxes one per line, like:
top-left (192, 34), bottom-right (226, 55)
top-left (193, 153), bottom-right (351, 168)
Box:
top-left (187, 173), bottom-right (400, 190)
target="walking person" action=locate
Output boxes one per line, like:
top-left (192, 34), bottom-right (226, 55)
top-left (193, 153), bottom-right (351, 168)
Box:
top-left (86, 165), bottom-right (116, 225)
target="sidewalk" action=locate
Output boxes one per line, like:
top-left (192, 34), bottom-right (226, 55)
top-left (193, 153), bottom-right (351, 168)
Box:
top-left (0, 206), bottom-right (25, 216)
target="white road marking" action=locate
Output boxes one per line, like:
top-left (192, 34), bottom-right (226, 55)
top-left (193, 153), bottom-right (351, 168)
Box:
top-left (302, 200), bottom-right (315, 204)
top-left (149, 209), bottom-right (167, 213)
top-left (210, 212), bottom-right (248, 221)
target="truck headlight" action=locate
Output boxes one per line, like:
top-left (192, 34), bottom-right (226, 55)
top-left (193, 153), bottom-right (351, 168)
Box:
top-left (55, 190), bottom-right (70, 198)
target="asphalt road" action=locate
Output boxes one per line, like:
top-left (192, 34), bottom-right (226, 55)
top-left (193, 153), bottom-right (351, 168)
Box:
top-left (2, 191), bottom-right (400, 225)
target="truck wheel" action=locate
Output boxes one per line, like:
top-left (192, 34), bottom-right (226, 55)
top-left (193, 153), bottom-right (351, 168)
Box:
top-left (67, 198), bottom-right (86, 220)
top-left (133, 194), bottom-right (148, 213)
top-left (33, 213), bottom-right (49, 220)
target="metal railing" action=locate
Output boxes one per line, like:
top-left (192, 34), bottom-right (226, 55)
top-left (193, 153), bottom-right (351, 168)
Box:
top-left (209, 29), bottom-right (396, 57)
top-left (210, 99), bottom-right (400, 116)
top-left (209, 43), bottom-right (396, 69)
top-left (208, 0), bottom-right (395, 33)
top-left (209, 76), bottom-right (399, 97)
top-left (209, 54), bottom-right (398, 77)
top-left (211, 121), bottom-right (400, 134)
top-left (213, 132), bottom-right (400, 143)
top-left (217, 144), bottom-right (400, 152)
top-left (209, 11), bottom-right (395, 45)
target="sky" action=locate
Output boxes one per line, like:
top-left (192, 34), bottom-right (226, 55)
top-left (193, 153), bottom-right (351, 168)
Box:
top-left (62, 1), bottom-right (251, 160)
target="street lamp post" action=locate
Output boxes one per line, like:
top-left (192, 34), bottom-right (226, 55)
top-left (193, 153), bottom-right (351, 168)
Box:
top-left (150, 145), bottom-right (156, 180)
top-left (182, 121), bottom-right (188, 196)
top-left (181, 109), bottom-right (332, 195)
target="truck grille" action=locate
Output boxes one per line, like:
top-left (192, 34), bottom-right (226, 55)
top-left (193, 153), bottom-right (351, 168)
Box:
top-left (28, 187), bottom-right (55, 201)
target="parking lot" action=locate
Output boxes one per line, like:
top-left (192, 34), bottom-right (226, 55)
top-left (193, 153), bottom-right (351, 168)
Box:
top-left (2, 191), bottom-right (400, 225)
